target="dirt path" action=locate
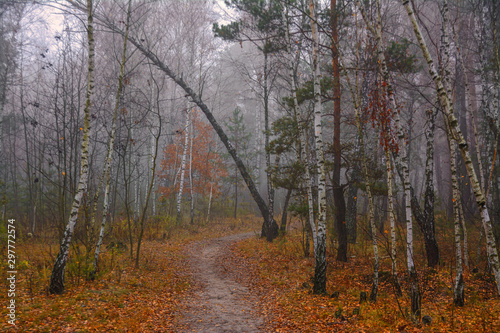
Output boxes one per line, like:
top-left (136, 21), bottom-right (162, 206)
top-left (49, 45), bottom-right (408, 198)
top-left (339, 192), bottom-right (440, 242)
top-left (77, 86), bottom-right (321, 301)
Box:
top-left (180, 232), bottom-right (264, 332)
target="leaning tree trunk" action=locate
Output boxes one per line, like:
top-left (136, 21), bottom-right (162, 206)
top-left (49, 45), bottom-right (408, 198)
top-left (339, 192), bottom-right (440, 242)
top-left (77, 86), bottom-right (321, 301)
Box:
top-left (207, 183), bottom-right (213, 223)
top-left (50, 0), bottom-right (94, 294)
top-left (309, 0), bottom-right (327, 295)
top-left (112, 33), bottom-right (279, 241)
top-left (134, 152), bottom-right (139, 220)
top-left (401, 0), bottom-right (500, 296)
top-left (91, 0), bottom-right (132, 278)
top-left (176, 109), bottom-right (190, 226)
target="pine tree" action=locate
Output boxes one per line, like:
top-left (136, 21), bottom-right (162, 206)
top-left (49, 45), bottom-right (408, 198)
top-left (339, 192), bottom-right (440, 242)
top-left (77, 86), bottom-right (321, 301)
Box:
top-left (225, 107), bottom-right (254, 219)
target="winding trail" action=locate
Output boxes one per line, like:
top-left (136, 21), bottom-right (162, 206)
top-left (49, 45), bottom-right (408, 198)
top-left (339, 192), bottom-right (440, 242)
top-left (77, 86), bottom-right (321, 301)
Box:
top-left (180, 232), bottom-right (264, 332)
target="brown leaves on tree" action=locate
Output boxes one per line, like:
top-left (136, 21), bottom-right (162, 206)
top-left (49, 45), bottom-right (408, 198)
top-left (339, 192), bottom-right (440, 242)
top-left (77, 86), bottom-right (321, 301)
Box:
top-left (365, 79), bottom-right (401, 154)
top-left (157, 109), bottom-right (227, 200)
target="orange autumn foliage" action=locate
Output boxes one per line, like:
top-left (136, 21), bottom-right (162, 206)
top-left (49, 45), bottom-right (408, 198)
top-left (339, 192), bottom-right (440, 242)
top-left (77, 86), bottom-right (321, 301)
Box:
top-left (157, 109), bottom-right (227, 200)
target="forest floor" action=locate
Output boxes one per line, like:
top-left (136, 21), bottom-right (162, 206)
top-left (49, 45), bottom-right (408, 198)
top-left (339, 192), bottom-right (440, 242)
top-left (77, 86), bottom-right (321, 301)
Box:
top-left (0, 216), bottom-right (262, 332)
top-left (179, 232), bottom-right (264, 332)
top-left (1, 216), bottom-right (500, 332)
top-left (177, 226), bottom-right (499, 332)
top-left (229, 230), bottom-right (500, 332)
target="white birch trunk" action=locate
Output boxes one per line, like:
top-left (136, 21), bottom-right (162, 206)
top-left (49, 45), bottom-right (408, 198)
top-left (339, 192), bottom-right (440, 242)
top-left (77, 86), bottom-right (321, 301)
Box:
top-left (357, 0), bottom-right (416, 273)
top-left (357, 0), bottom-right (419, 315)
top-left (0, 61), bottom-right (7, 212)
top-left (50, 0), bottom-right (95, 294)
top-left (441, 0), bottom-right (469, 270)
top-left (189, 112), bottom-right (194, 224)
top-left (92, 0), bottom-right (132, 276)
top-left (401, 0), bottom-right (500, 296)
top-left (176, 108), bottom-right (190, 225)
top-left (302, 127), bottom-right (317, 252)
top-left (282, 5), bottom-right (315, 250)
top-left (486, 69), bottom-right (499, 199)
top-left (448, 131), bottom-right (465, 306)
top-left (309, 0), bottom-right (327, 295)
top-left (386, 149), bottom-right (401, 294)
top-left (458, 200), bottom-right (469, 268)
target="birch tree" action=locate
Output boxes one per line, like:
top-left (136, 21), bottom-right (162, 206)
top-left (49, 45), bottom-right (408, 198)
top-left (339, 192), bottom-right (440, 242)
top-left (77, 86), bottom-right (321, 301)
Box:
top-left (307, 0), bottom-right (328, 295)
top-left (189, 111), bottom-right (194, 224)
top-left (176, 108), bottom-right (190, 225)
top-left (440, 5), bottom-right (465, 298)
top-left (280, 3), bottom-right (312, 238)
top-left (448, 122), bottom-right (465, 306)
top-left (385, 148), bottom-right (401, 295)
top-left (50, 0), bottom-right (95, 294)
top-left (401, 0), bottom-right (500, 296)
top-left (356, 0), bottom-right (420, 317)
top-left (90, 0), bottom-right (131, 278)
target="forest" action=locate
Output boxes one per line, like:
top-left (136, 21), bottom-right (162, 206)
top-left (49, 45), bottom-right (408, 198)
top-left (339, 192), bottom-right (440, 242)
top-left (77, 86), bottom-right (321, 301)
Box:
top-left (0, 0), bottom-right (499, 331)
